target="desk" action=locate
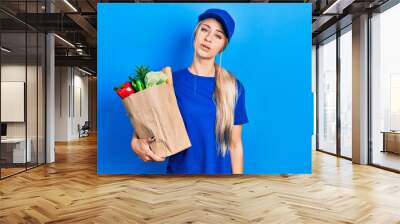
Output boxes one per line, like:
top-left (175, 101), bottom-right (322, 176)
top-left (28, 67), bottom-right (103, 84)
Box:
top-left (1, 138), bottom-right (31, 163)
top-left (381, 131), bottom-right (400, 154)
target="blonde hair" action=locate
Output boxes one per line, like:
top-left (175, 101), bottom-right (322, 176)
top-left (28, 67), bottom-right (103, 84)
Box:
top-left (193, 22), bottom-right (238, 156)
top-left (214, 64), bottom-right (238, 156)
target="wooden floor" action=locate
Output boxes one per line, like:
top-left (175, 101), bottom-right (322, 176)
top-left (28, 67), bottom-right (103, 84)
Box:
top-left (373, 150), bottom-right (400, 171)
top-left (1, 163), bottom-right (45, 178)
top-left (1, 167), bottom-right (26, 178)
top-left (1, 135), bottom-right (400, 223)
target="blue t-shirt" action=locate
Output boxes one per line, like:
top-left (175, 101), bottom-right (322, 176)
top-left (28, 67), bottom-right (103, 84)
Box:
top-left (166, 68), bottom-right (248, 174)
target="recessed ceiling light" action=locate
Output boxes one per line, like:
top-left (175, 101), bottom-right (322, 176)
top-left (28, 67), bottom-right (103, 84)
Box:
top-left (322, 0), bottom-right (354, 15)
top-left (78, 67), bottom-right (93, 76)
top-left (1, 47), bottom-right (11, 53)
top-left (54, 34), bottom-right (75, 48)
top-left (63, 0), bottom-right (78, 12)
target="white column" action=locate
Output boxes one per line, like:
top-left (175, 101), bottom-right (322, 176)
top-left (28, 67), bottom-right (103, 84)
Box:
top-left (352, 14), bottom-right (369, 164)
top-left (46, 33), bottom-right (55, 163)
top-left (46, 1), bottom-right (55, 163)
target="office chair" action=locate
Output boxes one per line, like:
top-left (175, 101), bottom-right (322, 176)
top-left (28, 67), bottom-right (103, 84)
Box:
top-left (79, 121), bottom-right (90, 138)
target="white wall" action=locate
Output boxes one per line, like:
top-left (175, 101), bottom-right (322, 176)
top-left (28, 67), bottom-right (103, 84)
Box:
top-left (73, 72), bottom-right (89, 138)
top-left (1, 64), bottom-right (25, 81)
top-left (55, 66), bottom-right (69, 141)
top-left (55, 66), bottom-right (89, 141)
top-left (1, 65), bottom-right (38, 138)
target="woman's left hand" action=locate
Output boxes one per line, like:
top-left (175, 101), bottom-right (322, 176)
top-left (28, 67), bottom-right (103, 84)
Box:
top-left (162, 66), bottom-right (173, 85)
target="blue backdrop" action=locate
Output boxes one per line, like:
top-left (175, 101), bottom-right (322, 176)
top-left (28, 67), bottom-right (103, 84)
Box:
top-left (98, 3), bottom-right (313, 174)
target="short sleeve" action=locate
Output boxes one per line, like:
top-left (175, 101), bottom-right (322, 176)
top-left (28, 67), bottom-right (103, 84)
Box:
top-left (234, 80), bottom-right (249, 125)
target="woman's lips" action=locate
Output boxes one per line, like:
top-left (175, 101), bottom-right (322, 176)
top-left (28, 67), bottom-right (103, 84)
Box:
top-left (200, 44), bottom-right (210, 51)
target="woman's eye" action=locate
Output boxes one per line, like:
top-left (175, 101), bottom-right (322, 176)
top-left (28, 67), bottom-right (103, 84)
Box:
top-left (215, 34), bottom-right (222, 40)
top-left (201, 27), bottom-right (208, 32)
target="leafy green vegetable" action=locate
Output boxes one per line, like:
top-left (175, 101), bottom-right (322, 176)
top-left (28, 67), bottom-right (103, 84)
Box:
top-left (135, 65), bottom-right (150, 83)
top-left (144, 71), bottom-right (168, 88)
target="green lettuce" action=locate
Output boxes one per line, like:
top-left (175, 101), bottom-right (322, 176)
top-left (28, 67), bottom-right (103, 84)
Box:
top-left (144, 71), bottom-right (168, 88)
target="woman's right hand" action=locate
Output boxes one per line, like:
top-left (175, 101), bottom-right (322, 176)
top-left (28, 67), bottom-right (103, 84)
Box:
top-left (131, 135), bottom-right (165, 162)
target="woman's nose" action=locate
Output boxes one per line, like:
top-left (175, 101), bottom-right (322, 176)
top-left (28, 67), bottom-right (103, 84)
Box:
top-left (204, 33), bottom-right (212, 42)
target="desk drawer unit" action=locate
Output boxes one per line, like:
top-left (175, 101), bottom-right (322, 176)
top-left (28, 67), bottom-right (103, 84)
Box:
top-left (1, 138), bottom-right (32, 164)
top-left (383, 132), bottom-right (400, 154)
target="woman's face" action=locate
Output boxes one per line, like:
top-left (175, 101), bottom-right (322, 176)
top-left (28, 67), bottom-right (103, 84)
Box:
top-left (194, 18), bottom-right (227, 59)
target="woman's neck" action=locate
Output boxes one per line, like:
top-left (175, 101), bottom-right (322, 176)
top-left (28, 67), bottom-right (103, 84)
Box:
top-left (189, 56), bottom-right (215, 77)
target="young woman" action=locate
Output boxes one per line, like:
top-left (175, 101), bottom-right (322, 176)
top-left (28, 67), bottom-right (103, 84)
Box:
top-left (131, 9), bottom-right (248, 174)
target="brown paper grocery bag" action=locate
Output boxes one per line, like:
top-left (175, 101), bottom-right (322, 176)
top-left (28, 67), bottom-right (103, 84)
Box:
top-left (122, 83), bottom-right (191, 158)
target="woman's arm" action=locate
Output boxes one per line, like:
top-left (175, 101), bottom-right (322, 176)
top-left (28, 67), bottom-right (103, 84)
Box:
top-left (230, 125), bottom-right (244, 174)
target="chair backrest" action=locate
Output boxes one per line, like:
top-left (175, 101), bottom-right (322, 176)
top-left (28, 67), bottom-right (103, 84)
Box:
top-left (82, 121), bottom-right (90, 129)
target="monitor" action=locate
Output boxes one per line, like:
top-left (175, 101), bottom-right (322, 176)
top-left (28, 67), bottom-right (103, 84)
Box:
top-left (1, 123), bottom-right (7, 137)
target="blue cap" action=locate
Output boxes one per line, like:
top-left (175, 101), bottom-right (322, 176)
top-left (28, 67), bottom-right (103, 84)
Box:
top-left (198, 8), bottom-right (235, 41)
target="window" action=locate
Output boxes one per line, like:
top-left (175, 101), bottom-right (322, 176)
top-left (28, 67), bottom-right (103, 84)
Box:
top-left (318, 35), bottom-right (337, 154)
top-left (339, 27), bottom-right (352, 158)
top-left (371, 2), bottom-right (400, 171)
